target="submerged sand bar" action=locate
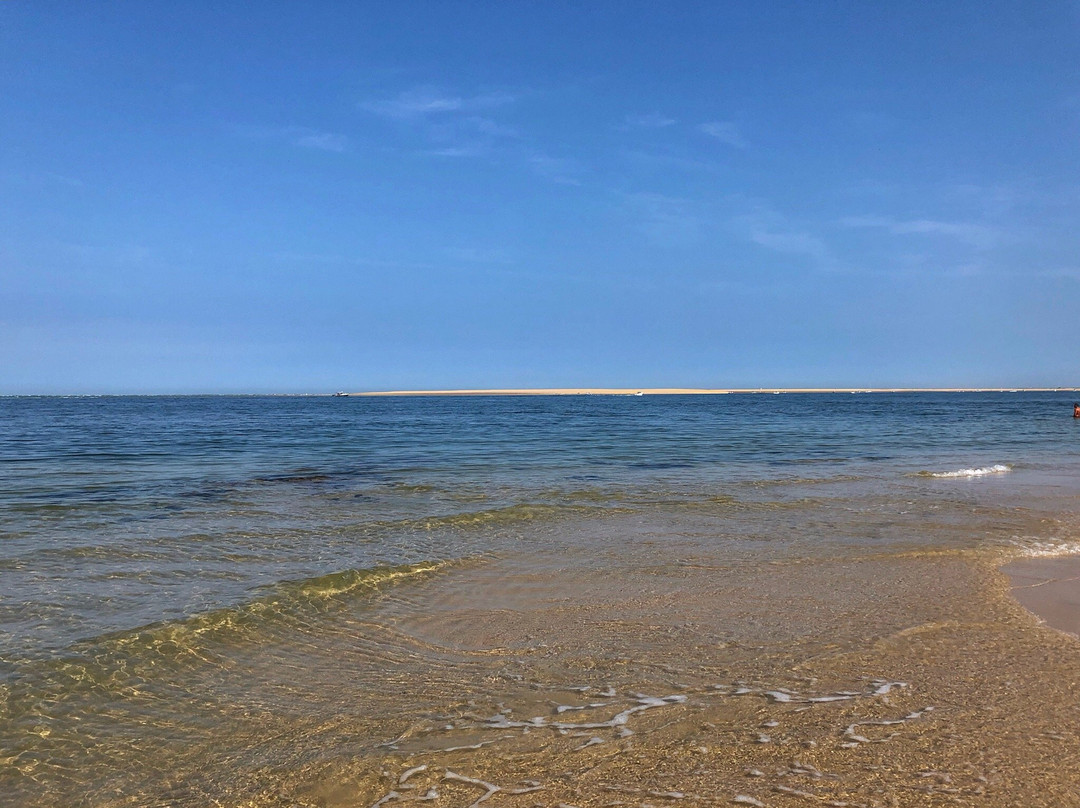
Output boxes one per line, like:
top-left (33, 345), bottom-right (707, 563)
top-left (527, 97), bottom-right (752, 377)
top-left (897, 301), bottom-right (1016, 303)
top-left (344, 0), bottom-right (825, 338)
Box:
top-left (346, 387), bottom-right (1078, 396)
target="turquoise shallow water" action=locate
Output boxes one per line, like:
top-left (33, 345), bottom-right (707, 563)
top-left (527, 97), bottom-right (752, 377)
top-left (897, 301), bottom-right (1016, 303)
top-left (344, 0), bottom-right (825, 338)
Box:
top-left (3, 392), bottom-right (1080, 666)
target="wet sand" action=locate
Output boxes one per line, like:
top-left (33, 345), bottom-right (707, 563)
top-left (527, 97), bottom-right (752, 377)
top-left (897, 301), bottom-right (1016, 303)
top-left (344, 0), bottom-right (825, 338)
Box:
top-left (249, 548), bottom-right (1080, 806)
top-left (1005, 556), bottom-right (1080, 638)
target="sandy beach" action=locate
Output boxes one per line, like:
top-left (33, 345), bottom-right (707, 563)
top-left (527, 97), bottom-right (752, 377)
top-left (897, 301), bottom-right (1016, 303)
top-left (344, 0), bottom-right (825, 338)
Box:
top-left (346, 387), bottom-right (1079, 396)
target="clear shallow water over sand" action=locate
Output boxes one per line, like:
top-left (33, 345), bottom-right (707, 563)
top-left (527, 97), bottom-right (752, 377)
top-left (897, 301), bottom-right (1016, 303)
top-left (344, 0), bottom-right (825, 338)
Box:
top-left (3, 393), bottom-right (1080, 806)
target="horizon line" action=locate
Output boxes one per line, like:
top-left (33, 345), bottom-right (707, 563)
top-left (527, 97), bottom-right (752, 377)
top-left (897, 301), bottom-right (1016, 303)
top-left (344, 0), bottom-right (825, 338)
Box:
top-left (5, 386), bottom-right (1080, 397)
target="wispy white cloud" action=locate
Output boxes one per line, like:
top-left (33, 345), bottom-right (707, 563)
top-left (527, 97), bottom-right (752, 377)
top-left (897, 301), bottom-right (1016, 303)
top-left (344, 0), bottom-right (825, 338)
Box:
top-left (292, 130), bottom-right (350, 152)
top-left (839, 215), bottom-right (999, 249)
top-left (232, 125), bottom-right (350, 152)
top-left (420, 146), bottom-right (487, 158)
top-left (625, 112), bottom-right (677, 128)
top-left (698, 121), bottom-right (748, 149)
top-left (749, 229), bottom-right (828, 258)
top-left (464, 117), bottom-right (518, 137)
top-left (365, 86), bottom-right (520, 159)
top-left (360, 84), bottom-right (584, 185)
top-left (362, 87), bottom-right (516, 119)
top-left (427, 115), bottom-right (518, 142)
top-left (420, 116), bottom-right (520, 159)
top-left (731, 209), bottom-right (830, 264)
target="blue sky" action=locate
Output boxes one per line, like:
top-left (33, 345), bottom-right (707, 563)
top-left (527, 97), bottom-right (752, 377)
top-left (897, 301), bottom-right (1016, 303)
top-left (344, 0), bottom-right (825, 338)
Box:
top-left (3, 2), bottom-right (1079, 393)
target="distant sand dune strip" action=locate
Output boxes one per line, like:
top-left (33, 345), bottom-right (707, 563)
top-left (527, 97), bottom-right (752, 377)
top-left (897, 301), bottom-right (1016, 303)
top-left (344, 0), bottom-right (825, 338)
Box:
top-left (342, 387), bottom-right (1077, 397)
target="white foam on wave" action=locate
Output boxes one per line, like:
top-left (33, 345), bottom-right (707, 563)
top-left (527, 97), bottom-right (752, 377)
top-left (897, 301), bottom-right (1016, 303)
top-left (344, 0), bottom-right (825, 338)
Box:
top-left (927, 464), bottom-right (1011, 478)
top-left (483, 694), bottom-right (687, 732)
top-left (1007, 538), bottom-right (1080, 559)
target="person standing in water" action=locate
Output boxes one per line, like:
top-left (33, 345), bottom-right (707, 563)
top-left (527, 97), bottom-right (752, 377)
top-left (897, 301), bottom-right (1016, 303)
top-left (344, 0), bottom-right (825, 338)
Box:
top-left (1074, 403), bottom-right (1080, 418)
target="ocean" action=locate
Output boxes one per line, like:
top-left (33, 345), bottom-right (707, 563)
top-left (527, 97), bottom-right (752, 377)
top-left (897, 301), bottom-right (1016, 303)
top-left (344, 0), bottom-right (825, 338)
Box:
top-left (3, 393), bottom-right (1080, 806)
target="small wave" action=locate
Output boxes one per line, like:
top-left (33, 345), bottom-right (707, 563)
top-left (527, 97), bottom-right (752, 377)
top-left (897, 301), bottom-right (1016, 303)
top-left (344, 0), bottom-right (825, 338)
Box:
top-left (256, 472), bottom-right (333, 484)
top-left (392, 503), bottom-right (634, 531)
top-left (1006, 538), bottom-right (1080, 560)
top-left (743, 474), bottom-right (863, 488)
top-left (536, 488), bottom-right (740, 507)
top-left (92, 560), bottom-right (451, 665)
top-left (0, 561), bottom-right (457, 728)
top-left (388, 482), bottom-right (438, 494)
top-left (537, 487), bottom-right (632, 504)
top-left (274, 562), bottom-right (445, 599)
top-left (920, 464), bottom-right (1011, 478)
top-left (250, 463), bottom-right (390, 487)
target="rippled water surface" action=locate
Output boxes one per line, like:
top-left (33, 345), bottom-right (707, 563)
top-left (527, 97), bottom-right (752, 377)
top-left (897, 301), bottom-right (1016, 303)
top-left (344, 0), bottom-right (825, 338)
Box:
top-left (4, 393), bottom-right (1080, 806)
